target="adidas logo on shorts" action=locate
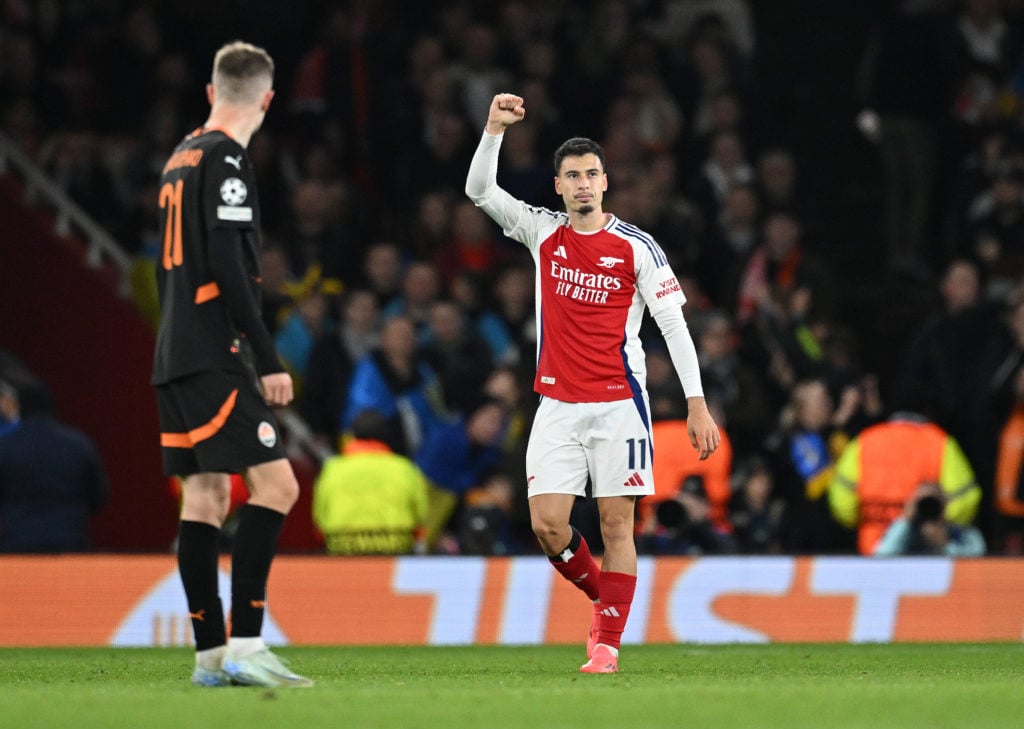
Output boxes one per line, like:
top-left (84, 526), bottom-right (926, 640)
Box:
top-left (623, 472), bottom-right (645, 487)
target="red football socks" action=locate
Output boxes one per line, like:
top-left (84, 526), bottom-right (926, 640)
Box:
top-left (596, 571), bottom-right (636, 650)
top-left (548, 527), bottom-right (600, 601)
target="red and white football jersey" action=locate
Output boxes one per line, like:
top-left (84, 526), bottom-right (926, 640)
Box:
top-left (474, 186), bottom-right (686, 403)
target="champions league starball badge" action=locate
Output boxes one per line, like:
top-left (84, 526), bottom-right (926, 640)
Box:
top-left (220, 177), bottom-right (248, 206)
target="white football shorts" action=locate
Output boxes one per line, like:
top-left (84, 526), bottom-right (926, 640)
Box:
top-left (525, 395), bottom-right (656, 498)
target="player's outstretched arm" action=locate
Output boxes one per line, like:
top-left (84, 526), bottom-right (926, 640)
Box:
top-left (485, 93), bottom-right (525, 136)
top-left (467, 94), bottom-right (533, 240)
top-left (685, 396), bottom-right (720, 461)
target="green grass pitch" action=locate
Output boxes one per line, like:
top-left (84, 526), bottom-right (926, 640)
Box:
top-left (2, 643), bottom-right (1023, 728)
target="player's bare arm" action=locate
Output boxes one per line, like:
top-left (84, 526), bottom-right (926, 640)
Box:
top-left (686, 396), bottom-right (720, 461)
top-left (486, 93), bottom-right (526, 136)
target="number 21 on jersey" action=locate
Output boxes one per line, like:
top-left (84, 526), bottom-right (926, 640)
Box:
top-left (159, 179), bottom-right (183, 270)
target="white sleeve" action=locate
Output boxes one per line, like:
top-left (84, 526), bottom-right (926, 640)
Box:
top-left (465, 131), bottom-right (554, 249)
top-left (632, 232), bottom-right (685, 316)
top-left (465, 131), bottom-right (502, 199)
top-left (652, 305), bottom-right (705, 398)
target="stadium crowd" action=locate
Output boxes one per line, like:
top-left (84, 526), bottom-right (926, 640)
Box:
top-left (3, 0), bottom-right (1024, 556)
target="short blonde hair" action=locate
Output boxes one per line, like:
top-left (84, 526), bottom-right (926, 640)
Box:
top-left (211, 41), bottom-right (274, 104)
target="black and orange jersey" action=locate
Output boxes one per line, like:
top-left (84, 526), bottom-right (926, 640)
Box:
top-left (151, 128), bottom-right (281, 385)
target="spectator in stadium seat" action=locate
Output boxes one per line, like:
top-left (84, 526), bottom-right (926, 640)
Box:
top-left (407, 190), bottom-right (455, 261)
top-left (450, 23), bottom-right (514, 132)
top-left (447, 271), bottom-right (516, 366)
top-left (895, 258), bottom-right (1000, 456)
top-left (415, 398), bottom-right (508, 552)
top-left (300, 288), bottom-right (379, 447)
top-left (432, 198), bottom-right (513, 288)
top-left (964, 163), bottom-right (1024, 299)
top-left (855, 1), bottom-right (954, 273)
top-left (483, 264), bottom-right (537, 366)
top-left (380, 260), bottom-right (443, 342)
top-left (258, 242), bottom-right (296, 335)
top-left (478, 365), bottom-right (536, 536)
top-left (420, 299), bottom-right (495, 414)
top-left (341, 315), bottom-right (447, 456)
top-left (395, 108), bottom-right (475, 206)
top-left (768, 378), bottom-right (858, 553)
top-left (729, 455), bottom-right (789, 554)
top-left (278, 178), bottom-right (353, 300)
top-left (358, 240), bottom-right (405, 310)
top-left (0, 372), bottom-right (108, 553)
top-left (685, 128), bottom-right (755, 228)
top-left (756, 148), bottom-right (805, 220)
top-left (698, 182), bottom-right (760, 305)
top-left (734, 208), bottom-right (829, 325)
top-left (274, 286), bottom-right (329, 390)
top-left (694, 308), bottom-right (775, 455)
top-left (313, 409), bottom-right (428, 555)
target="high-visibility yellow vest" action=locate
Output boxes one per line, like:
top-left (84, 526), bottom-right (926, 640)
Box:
top-left (312, 440), bottom-right (428, 555)
top-left (829, 420), bottom-right (980, 554)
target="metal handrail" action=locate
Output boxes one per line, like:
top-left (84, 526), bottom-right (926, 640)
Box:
top-left (277, 407), bottom-right (337, 463)
top-left (0, 129), bottom-right (132, 297)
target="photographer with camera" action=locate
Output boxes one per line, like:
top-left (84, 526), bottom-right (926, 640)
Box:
top-left (874, 483), bottom-right (986, 557)
top-left (638, 475), bottom-right (738, 555)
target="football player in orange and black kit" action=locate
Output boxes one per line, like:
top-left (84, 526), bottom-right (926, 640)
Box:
top-left (151, 41), bottom-right (311, 688)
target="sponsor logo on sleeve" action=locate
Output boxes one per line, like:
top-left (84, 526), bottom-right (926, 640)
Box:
top-left (655, 277), bottom-right (681, 299)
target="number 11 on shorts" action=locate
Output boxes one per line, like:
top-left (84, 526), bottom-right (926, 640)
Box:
top-left (626, 437), bottom-right (647, 470)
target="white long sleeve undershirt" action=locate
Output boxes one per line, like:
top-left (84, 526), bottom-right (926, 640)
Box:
top-left (652, 305), bottom-right (704, 399)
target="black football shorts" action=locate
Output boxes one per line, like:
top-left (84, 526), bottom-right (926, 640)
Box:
top-left (156, 369), bottom-right (287, 477)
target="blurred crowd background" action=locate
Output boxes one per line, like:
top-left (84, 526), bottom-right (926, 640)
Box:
top-left (3, 0), bottom-right (1024, 557)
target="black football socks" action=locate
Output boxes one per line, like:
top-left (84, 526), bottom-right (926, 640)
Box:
top-left (177, 520), bottom-right (227, 650)
top-left (230, 504), bottom-right (285, 638)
